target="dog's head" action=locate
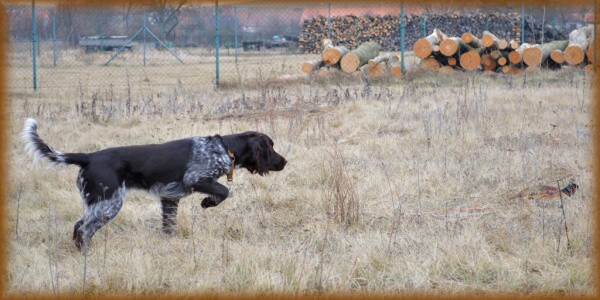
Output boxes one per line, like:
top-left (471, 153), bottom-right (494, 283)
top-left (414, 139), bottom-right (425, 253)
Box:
top-left (226, 131), bottom-right (287, 175)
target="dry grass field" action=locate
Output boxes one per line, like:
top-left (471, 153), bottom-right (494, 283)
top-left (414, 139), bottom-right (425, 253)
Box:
top-left (5, 46), bottom-right (595, 295)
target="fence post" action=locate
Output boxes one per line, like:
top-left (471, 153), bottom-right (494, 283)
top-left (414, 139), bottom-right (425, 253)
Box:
top-left (400, 1), bottom-right (405, 75)
top-left (100, 23), bottom-right (104, 51)
top-left (143, 12), bottom-right (147, 66)
top-left (52, 10), bottom-right (56, 67)
top-left (215, 0), bottom-right (219, 87)
top-left (234, 6), bottom-right (238, 62)
top-left (422, 11), bottom-right (427, 37)
top-left (521, 4), bottom-right (525, 43)
top-left (32, 0), bottom-right (37, 90)
top-left (354, 17), bottom-right (359, 49)
top-left (328, 3), bottom-right (331, 41)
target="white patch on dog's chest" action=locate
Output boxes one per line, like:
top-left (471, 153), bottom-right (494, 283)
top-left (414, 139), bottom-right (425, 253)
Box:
top-left (182, 136), bottom-right (232, 186)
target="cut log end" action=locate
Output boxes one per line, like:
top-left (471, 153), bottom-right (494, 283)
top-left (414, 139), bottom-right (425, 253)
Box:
top-left (340, 54), bottom-right (361, 73)
top-left (481, 54), bottom-right (497, 71)
top-left (498, 39), bottom-right (509, 50)
top-left (302, 60), bottom-right (324, 74)
top-left (564, 45), bottom-right (585, 65)
top-left (419, 57), bottom-right (441, 71)
top-left (322, 47), bottom-right (344, 65)
top-left (498, 57), bottom-right (507, 66)
top-left (461, 32), bottom-right (474, 43)
top-left (523, 47), bottom-right (543, 66)
top-left (508, 51), bottom-right (522, 64)
top-left (413, 38), bottom-right (433, 59)
top-left (550, 49), bottom-right (565, 64)
top-left (482, 34), bottom-right (497, 48)
top-left (509, 40), bottom-right (519, 50)
top-left (460, 50), bottom-right (481, 71)
top-left (448, 57), bottom-right (457, 66)
top-left (586, 41), bottom-right (594, 64)
top-left (440, 39), bottom-right (459, 56)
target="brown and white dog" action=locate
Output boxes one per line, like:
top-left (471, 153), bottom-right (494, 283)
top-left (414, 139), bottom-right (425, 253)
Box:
top-left (22, 118), bottom-right (287, 252)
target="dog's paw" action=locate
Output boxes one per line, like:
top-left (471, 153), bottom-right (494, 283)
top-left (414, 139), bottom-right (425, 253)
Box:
top-left (161, 226), bottom-right (176, 236)
top-left (201, 196), bottom-right (218, 209)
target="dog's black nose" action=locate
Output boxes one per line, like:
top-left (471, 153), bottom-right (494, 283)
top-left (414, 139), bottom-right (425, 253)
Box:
top-left (274, 158), bottom-right (287, 171)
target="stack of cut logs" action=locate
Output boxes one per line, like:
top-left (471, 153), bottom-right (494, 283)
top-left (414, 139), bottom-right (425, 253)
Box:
top-left (301, 41), bottom-right (404, 78)
top-left (299, 12), bottom-right (560, 54)
top-left (415, 25), bottom-right (595, 74)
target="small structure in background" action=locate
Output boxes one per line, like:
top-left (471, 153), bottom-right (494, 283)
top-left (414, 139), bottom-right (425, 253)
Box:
top-left (79, 35), bottom-right (132, 53)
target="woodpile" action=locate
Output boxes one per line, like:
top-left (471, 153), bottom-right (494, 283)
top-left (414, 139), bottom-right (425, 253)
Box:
top-left (414, 25), bottom-right (594, 74)
top-left (301, 41), bottom-right (403, 78)
top-left (299, 11), bottom-right (564, 54)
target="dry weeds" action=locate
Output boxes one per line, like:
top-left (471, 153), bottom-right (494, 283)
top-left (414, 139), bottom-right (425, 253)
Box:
top-left (5, 49), bottom-right (594, 295)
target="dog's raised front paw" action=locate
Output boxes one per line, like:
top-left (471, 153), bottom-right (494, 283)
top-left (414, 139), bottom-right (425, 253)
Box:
top-left (201, 196), bottom-right (218, 209)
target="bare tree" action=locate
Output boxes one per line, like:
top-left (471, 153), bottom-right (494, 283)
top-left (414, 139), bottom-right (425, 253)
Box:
top-left (150, 0), bottom-right (187, 41)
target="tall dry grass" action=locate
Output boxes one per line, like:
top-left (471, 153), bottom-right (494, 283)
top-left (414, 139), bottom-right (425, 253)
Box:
top-left (4, 52), bottom-right (595, 295)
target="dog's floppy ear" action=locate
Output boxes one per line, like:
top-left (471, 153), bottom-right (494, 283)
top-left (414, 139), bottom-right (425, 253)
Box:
top-left (247, 134), bottom-right (270, 176)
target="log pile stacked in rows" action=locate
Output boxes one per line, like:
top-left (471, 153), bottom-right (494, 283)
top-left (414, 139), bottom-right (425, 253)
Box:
top-left (414, 24), bottom-right (594, 74)
top-left (299, 11), bottom-right (563, 54)
top-left (302, 41), bottom-right (404, 78)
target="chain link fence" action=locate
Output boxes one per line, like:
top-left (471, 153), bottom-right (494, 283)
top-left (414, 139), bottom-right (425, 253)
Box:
top-left (6, 2), bottom-right (593, 92)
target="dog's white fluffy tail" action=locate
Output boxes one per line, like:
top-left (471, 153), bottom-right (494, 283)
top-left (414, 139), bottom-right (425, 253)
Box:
top-left (22, 118), bottom-right (89, 167)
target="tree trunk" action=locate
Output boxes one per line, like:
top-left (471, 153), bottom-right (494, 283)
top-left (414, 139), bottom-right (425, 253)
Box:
top-left (461, 32), bottom-right (483, 48)
top-left (322, 46), bottom-right (349, 65)
top-left (564, 24), bottom-right (593, 65)
top-left (508, 43), bottom-right (534, 64)
top-left (340, 42), bottom-right (381, 73)
top-left (302, 59), bottom-right (325, 74)
top-left (413, 28), bottom-right (447, 59)
top-left (440, 37), bottom-right (473, 56)
top-left (482, 31), bottom-right (500, 49)
top-left (497, 39), bottom-right (509, 50)
top-left (522, 40), bottom-right (568, 67)
top-left (368, 53), bottom-right (393, 67)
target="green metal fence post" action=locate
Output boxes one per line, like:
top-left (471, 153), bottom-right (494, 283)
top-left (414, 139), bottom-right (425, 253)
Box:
top-left (400, 1), bottom-right (405, 75)
top-left (234, 6), bottom-right (238, 62)
top-left (355, 17), bottom-right (359, 48)
top-left (215, 0), bottom-right (219, 87)
top-left (328, 3), bottom-right (331, 41)
top-left (143, 12), bottom-right (147, 66)
top-left (52, 10), bottom-right (56, 67)
top-left (32, 0), bottom-right (37, 90)
top-left (100, 23), bottom-right (104, 51)
top-left (422, 11), bottom-right (427, 37)
top-left (521, 4), bottom-right (525, 43)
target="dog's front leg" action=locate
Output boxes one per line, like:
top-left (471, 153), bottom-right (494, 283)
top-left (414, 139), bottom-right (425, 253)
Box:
top-left (192, 179), bottom-right (229, 209)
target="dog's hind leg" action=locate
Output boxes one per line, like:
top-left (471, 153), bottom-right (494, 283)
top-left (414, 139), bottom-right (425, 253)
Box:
top-left (161, 198), bottom-right (180, 235)
top-left (74, 183), bottom-right (126, 253)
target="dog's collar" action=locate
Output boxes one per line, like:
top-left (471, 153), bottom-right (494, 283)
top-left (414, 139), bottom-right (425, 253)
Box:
top-left (226, 149), bottom-right (235, 182)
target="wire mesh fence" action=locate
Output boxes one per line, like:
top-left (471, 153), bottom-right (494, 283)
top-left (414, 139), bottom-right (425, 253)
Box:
top-left (5, 1), bottom-right (594, 92)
